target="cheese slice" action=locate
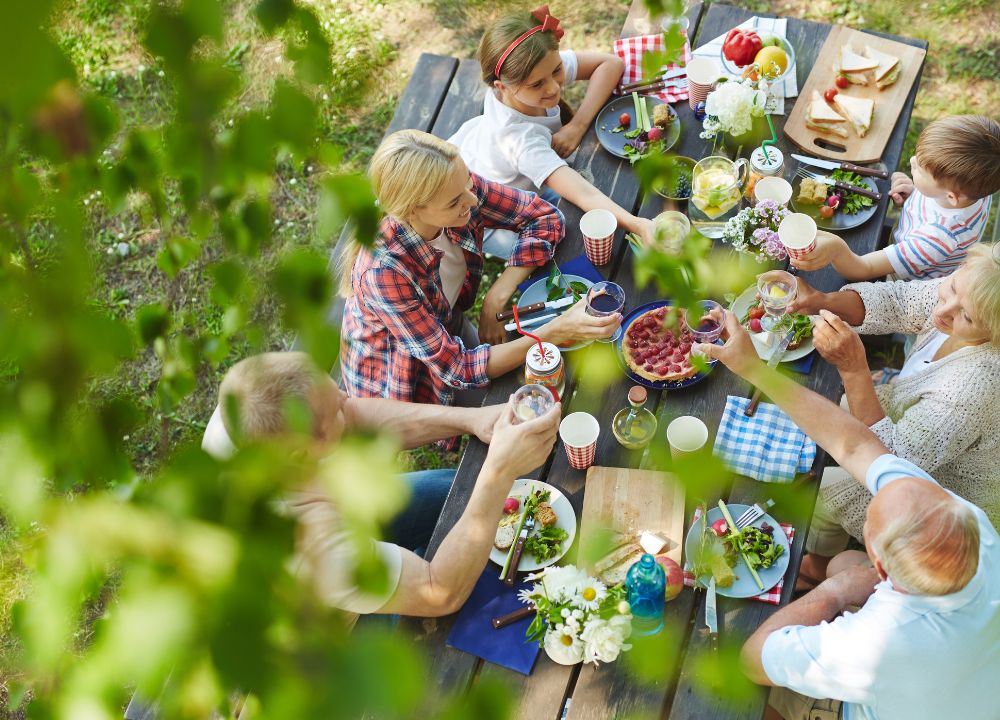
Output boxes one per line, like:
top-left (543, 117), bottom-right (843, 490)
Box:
top-left (833, 94), bottom-right (875, 138)
top-left (865, 45), bottom-right (901, 89)
top-left (840, 43), bottom-right (878, 73)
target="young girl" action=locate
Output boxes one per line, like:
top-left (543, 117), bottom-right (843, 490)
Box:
top-left (340, 130), bottom-right (619, 412)
top-left (449, 6), bottom-right (655, 257)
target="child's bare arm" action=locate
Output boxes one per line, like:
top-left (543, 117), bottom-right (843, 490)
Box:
top-left (790, 231), bottom-right (894, 280)
top-left (551, 51), bottom-right (623, 157)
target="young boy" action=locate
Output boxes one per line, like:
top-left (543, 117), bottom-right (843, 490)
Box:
top-left (791, 115), bottom-right (1000, 280)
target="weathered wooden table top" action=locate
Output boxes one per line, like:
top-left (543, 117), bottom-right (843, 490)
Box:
top-left (394, 3), bottom-right (927, 719)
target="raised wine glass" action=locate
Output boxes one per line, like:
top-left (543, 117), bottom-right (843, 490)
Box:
top-left (755, 270), bottom-right (798, 334)
top-left (585, 281), bottom-right (626, 343)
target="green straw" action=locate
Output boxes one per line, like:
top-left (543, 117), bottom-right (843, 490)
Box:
top-left (760, 114), bottom-right (778, 165)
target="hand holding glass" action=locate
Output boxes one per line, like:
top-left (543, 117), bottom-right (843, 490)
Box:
top-left (755, 270), bottom-right (797, 334)
top-left (585, 281), bottom-right (625, 343)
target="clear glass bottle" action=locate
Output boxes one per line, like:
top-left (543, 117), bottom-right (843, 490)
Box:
top-left (626, 553), bottom-right (665, 636)
top-left (524, 342), bottom-right (565, 401)
top-left (745, 145), bottom-right (785, 201)
top-left (612, 386), bottom-right (658, 450)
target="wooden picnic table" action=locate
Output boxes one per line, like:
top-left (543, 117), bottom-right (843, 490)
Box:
top-left (394, 3), bottom-right (928, 719)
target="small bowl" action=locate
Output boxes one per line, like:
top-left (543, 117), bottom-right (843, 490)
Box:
top-left (720, 35), bottom-right (796, 85)
top-left (652, 155), bottom-right (696, 201)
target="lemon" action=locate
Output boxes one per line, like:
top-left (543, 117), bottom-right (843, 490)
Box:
top-left (754, 45), bottom-right (788, 79)
top-left (769, 285), bottom-right (787, 299)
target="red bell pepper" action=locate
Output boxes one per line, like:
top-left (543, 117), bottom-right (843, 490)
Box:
top-left (722, 28), bottom-right (762, 68)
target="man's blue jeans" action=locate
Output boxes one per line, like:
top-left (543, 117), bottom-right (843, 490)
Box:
top-left (384, 469), bottom-right (456, 556)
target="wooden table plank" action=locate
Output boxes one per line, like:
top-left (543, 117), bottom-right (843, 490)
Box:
top-left (386, 53), bottom-right (461, 136)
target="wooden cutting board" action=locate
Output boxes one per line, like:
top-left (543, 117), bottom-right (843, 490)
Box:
top-left (784, 24), bottom-right (926, 163)
top-left (578, 466), bottom-right (686, 567)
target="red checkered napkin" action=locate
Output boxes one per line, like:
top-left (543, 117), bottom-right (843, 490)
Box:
top-left (613, 34), bottom-right (692, 104)
top-left (682, 506), bottom-right (795, 605)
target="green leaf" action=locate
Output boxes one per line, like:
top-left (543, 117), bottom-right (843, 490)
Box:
top-left (255, 0), bottom-right (295, 33)
top-left (156, 235), bottom-right (201, 278)
top-left (136, 304), bottom-right (170, 344)
top-left (270, 81), bottom-right (318, 152)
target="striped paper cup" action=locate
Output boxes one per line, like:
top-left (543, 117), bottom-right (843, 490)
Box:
top-left (778, 213), bottom-right (818, 262)
top-left (559, 412), bottom-right (600, 470)
top-left (580, 209), bottom-right (617, 266)
top-left (686, 57), bottom-right (720, 111)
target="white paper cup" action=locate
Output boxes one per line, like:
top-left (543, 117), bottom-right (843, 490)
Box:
top-left (580, 209), bottom-right (617, 266)
top-left (559, 412), bottom-right (600, 470)
top-left (666, 416), bottom-right (709, 460)
top-left (686, 57), bottom-right (720, 110)
top-left (777, 213), bottom-right (818, 261)
top-left (753, 176), bottom-right (793, 206)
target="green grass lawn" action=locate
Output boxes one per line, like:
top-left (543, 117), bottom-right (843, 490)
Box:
top-left (1, 0), bottom-right (997, 710)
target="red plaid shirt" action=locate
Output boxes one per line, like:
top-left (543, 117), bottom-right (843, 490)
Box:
top-left (341, 174), bottom-right (563, 406)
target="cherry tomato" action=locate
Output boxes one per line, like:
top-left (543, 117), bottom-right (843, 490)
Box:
top-left (619, 112), bottom-right (631, 128)
top-left (710, 519), bottom-right (730, 537)
top-left (835, 74), bottom-right (849, 89)
top-left (748, 304), bottom-right (766, 320)
top-left (819, 205), bottom-right (835, 219)
top-left (823, 87), bottom-right (838, 103)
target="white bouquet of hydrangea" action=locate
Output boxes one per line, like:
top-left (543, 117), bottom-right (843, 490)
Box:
top-left (721, 199), bottom-right (790, 263)
top-left (520, 565), bottom-right (633, 666)
top-left (700, 77), bottom-right (769, 139)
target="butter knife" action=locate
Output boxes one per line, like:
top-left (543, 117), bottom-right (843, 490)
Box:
top-left (503, 516), bottom-right (535, 588)
top-left (745, 326), bottom-right (796, 417)
top-left (705, 576), bottom-right (719, 652)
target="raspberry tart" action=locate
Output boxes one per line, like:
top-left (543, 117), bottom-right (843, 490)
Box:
top-left (622, 306), bottom-right (699, 382)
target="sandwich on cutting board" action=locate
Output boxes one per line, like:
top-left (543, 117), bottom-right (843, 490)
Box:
top-left (806, 90), bottom-right (848, 138)
top-left (865, 45), bottom-right (901, 90)
top-left (838, 43), bottom-right (878, 85)
top-left (832, 93), bottom-right (875, 138)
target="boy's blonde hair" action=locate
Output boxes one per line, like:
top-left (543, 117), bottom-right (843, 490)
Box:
top-left (337, 129), bottom-right (460, 296)
top-left (915, 115), bottom-right (1000, 200)
top-left (962, 243), bottom-right (1000, 345)
top-left (219, 352), bottom-right (324, 443)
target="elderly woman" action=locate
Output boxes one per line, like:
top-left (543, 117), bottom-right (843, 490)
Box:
top-left (790, 243), bottom-right (1000, 581)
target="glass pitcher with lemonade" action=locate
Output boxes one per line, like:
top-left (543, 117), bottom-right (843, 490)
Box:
top-left (689, 155), bottom-right (749, 238)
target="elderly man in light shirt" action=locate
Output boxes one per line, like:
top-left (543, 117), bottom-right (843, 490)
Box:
top-left (203, 351), bottom-right (561, 623)
top-left (698, 311), bottom-right (1000, 720)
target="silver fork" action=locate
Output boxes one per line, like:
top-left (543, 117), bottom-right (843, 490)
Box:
top-left (733, 499), bottom-right (775, 531)
top-left (795, 168), bottom-right (882, 201)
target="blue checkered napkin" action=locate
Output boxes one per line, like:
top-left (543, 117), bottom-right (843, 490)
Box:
top-left (713, 396), bottom-right (817, 483)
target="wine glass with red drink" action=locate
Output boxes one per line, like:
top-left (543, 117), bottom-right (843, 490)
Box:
top-left (689, 300), bottom-right (724, 359)
top-left (585, 281), bottom-right (626, 343)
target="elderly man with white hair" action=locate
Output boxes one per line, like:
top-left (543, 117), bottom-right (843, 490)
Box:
top-left (697, 311), bottom-right (1000, 720)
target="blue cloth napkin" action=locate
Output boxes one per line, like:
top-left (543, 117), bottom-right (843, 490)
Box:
top-left (713, 395), bottom-right (817, 483)
top-left (788, 351), bottom-right (815, 375)
top-left (446, 570), bottom-right (540, 675)
top-left (516, 254), bottom-right (606, 295)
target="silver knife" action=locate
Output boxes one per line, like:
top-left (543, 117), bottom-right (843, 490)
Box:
top-left (791, 153), bottom-right (889, 180)
top-left (805, 173), bottom-right (882, 202)
top-left (705, 576), bottom-right (719, 652)
top-left (504, 311), bottom-right (559, 332)
top-left (745, 327), bottom-right (796, 417)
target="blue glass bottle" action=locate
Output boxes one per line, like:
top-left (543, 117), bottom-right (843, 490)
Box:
top-left (626, 553), bottom-right (665, 636)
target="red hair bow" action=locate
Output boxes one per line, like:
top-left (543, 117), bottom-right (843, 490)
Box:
top-left (494, 5), bottom-right (566, 78)
top-left (531, 5), bottom-right (565, 40)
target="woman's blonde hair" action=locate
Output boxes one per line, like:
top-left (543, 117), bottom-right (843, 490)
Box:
top-left (961, 243), bottom-right (1000, 345)
top-left (337, 130), bottom-right (460, 296)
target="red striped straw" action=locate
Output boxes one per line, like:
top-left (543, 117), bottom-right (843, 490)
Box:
top-left (511, 304), bottom-right (548, 359)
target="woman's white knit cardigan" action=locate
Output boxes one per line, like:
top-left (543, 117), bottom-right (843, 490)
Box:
top-left (821, 277), bottom-right (1000, 540)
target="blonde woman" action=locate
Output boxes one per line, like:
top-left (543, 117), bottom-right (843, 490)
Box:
top-left (789, 243), bottom-right (1000, 583)
top-left (340, 129), bottom-right (619, 413)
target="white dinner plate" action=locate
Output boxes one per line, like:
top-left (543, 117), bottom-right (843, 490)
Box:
top-left (489, 479), bottom-right (578, 573)
top-left (730, 285), bottom-right (815, 362)
top-left (683, 504), bottom-right (791, 599)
